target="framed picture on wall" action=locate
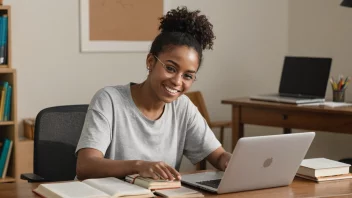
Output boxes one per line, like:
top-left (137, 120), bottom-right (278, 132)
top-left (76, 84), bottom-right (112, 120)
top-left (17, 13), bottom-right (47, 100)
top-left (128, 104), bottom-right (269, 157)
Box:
top-left (80, 0), bottom-right (169, 52)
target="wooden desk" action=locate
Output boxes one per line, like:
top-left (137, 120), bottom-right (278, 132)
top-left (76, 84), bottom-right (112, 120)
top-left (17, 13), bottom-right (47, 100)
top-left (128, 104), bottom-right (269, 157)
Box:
top-left (222, 97), bottom-right (352, 150)
top-left (1, 177), bottom-right (352, 198)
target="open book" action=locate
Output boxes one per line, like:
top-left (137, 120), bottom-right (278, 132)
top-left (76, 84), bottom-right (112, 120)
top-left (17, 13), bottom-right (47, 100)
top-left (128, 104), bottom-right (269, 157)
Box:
top-left (33, 177), bottom-right (155, 198)
top-left (125, 174), bottom-right (181, 190)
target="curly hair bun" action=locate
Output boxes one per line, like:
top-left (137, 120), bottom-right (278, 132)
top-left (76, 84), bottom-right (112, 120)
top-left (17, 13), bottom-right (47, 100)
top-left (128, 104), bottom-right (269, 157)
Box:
top-left (159, 6), bottom-right (215, 50)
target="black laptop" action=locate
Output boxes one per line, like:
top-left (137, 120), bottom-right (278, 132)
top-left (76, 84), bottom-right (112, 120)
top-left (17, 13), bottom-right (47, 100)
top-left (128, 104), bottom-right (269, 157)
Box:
top-left (250, 56), bottom-right (332, 104)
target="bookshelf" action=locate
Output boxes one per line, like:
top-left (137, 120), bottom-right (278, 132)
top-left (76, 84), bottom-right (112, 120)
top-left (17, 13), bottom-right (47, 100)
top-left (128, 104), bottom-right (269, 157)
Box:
top-left (0, 5), bottom-right (17, 183)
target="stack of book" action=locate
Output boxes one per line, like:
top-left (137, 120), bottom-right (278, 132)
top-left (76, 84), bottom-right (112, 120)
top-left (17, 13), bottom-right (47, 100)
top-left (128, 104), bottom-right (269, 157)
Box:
top-left (296, 158), bottom-right (352, 182)
top-left (125, 174), bottom-right (181, 190)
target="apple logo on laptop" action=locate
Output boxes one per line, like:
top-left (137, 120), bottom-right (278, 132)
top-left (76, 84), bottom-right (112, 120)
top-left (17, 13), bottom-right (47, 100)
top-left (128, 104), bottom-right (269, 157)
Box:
top-left (263, 157), bottom-right (273, 168)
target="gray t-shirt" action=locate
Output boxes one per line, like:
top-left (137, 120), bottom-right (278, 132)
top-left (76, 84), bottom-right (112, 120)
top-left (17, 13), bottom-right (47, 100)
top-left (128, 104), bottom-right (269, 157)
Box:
top-left (76, 84), bottom-right (221, 170)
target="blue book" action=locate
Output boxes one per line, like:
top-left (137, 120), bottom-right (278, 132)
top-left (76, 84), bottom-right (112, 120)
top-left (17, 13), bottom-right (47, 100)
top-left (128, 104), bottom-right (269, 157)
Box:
top-left (3, 85), bottom-right (11, 121)
top-left (3, 15), bottom-right (7, 64)
top-left (0, 15), bottom-right (7, 64)
top-left (0, 138), bottom-right (11, 176)
top-left (0, 17), bottom-right (3, 64)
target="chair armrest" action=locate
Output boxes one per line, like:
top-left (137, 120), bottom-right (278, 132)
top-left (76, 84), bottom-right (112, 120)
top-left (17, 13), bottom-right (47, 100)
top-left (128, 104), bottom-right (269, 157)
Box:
top-left (20, 173), bottom-right (49, 183)
top-left (210, 121), bottom-right (232, 128)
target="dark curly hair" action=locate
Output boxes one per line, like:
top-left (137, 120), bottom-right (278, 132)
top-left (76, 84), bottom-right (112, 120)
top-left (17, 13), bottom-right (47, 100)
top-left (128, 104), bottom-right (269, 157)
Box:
top-left (149, 6), bottom-right (215, 69)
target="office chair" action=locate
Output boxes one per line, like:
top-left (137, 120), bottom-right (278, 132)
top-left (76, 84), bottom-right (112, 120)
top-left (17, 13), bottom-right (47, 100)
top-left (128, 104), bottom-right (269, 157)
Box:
top-left (185, 91), bottom-right (232, 170)
top-left (21, 105), bottom-right (88, 182)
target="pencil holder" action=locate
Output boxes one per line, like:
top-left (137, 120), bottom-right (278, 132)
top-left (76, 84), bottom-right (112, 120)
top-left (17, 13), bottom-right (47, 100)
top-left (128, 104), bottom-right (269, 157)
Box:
top-left (333, 90), bottom-right (345, 102)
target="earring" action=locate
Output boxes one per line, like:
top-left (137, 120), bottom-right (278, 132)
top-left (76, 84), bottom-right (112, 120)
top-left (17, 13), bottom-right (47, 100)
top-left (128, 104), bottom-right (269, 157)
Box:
top-left (147, 66), bottom-right (151, 71)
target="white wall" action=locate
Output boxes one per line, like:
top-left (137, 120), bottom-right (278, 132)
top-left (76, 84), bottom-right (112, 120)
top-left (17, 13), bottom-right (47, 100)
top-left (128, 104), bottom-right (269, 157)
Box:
top-left (288, 0), bottom-right (352, 161)
top-left (8, 0), bottom-right (288, 171)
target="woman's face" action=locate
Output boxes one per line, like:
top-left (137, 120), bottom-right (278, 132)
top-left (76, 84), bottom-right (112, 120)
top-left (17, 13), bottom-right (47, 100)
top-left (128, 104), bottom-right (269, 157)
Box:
top-left (147, 46), bottom-right (199, 103)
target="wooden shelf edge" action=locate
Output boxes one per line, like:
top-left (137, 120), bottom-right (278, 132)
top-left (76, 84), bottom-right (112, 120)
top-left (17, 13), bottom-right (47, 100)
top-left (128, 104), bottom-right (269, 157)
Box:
top-left (0, 176), bottom-right (15, 183)
top-left (0, 121), bottom-right (14, 125)
top-left (0, 67), bottom-right (14, 73)
top-left (0, 6), bottom-right (10, 10)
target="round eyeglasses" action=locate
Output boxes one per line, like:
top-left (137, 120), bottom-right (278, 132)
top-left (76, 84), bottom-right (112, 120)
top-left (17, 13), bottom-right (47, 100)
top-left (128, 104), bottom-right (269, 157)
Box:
top-left (154, 55), bottom-right (197, 83)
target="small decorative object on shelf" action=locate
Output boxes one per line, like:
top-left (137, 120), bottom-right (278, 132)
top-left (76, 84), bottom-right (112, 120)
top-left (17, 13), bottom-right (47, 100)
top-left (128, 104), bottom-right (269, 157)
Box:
top-left (24, 119), bottom-right (35, 140)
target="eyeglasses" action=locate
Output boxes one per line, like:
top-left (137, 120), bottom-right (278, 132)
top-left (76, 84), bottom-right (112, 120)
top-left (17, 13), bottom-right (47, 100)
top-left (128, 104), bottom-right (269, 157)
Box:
top-left (154, 55), bottom-right (197, 82)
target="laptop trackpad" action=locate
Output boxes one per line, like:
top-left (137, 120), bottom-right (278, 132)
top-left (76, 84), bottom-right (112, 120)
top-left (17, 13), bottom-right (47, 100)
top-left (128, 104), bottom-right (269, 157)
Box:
top-left (181, 171), bottom-right (224, 183)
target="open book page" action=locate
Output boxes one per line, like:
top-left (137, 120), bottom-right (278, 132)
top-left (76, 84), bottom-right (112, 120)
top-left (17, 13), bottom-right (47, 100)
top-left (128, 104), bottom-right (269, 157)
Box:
top-left (83, 177), bottom-right (154, 197)
top-left (154, 187), bottom-right (204, 198)
top-left (33, 181), bottom-right (109, 198)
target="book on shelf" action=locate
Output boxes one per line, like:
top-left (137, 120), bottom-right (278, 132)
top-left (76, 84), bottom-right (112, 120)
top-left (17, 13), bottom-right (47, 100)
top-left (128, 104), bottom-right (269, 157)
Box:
top-left (0, 14), bottom-right (8, 65)
top-left (33, 177), bottom-right (155, 198)
top-left (296, 173), bottom-right (352, 183)
top-left (297, 158), bottom-right (350, 178)
top-left (3, 85), bottom-right (11, 121)
top-left (1, 138), bottom-right (12, 178)
top-left (154, 186), bottom-right (204, 198)
top-left (0, 138), bottom-right (12, 178)
top-left (125, 174), bottom-right (181, 190)
top-left (0, 81), bottom-right (8, 121)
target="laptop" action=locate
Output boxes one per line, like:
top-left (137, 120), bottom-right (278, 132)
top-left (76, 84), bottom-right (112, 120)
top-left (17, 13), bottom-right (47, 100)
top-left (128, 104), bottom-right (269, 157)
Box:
top-left (181, 132), bottom-right (315, 194)
top-left (250, 56), bottom-right (332, 104)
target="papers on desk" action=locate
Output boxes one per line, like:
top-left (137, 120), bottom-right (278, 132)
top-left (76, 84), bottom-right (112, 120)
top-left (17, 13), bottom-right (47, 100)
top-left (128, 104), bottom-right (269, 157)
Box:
top-left (298, 102), bottom-right (352, 107)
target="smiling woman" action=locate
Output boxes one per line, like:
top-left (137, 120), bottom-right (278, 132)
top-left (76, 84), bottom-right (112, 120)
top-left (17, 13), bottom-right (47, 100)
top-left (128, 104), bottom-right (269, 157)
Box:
top-left (75, 6), bottom-right (232, 182)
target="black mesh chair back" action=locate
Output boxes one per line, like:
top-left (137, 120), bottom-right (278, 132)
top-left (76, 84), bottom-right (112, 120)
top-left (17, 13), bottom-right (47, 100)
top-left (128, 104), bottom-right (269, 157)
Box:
top-left (33, 105), bottom-right (88, 181)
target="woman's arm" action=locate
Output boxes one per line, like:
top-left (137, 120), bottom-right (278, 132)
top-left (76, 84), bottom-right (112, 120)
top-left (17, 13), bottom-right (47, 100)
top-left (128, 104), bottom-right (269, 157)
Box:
top-left (206, 147), bottom-right (232, 171)
top-left (76, 148), bottom-right (181, 180)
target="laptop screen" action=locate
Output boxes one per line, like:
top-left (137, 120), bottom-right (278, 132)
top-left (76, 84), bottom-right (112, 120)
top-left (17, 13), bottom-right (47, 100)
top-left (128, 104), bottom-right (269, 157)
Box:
top-left (279, 56), bottom-right (332, 98)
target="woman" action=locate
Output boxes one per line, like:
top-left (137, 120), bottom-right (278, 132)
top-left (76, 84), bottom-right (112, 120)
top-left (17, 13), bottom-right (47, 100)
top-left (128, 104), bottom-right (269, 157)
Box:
top-left (76, 6), bottom-right (231, 181)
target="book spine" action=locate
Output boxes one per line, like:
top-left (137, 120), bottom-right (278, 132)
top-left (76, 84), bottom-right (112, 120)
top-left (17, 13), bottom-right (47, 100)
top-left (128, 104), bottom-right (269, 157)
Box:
top-left (3, 85), bottom-right (11, 121)
top-left (1, 139), bottom-right (12, 178)
top-left (0, 16), bottom-right (3, 64)
top-left (0, 15), bottom-right (7, 64)
top-left (0, 81), bottom-right (8, 121)
top-left (0, 138), bottom-right (10, 175)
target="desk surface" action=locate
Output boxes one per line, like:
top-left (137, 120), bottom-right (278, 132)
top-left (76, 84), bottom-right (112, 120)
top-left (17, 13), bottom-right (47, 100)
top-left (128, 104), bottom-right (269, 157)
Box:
top-left (1, 177), bottom-right (352, 198)
top-left (222, 97), bottom-right (352, 115)
top-left (222, 97), bottom-right (352, 150)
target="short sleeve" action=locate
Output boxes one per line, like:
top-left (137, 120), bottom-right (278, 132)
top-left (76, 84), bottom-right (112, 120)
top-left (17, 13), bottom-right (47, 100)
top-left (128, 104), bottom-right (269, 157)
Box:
top-left (183, 98), bottom-right (221, 164)
top-left (75, 88), bottom-right (113, 156)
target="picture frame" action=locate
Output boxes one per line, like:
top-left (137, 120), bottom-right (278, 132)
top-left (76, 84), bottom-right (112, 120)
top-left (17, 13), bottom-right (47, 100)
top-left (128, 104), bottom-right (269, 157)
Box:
top-left (80, 0), bottom-right (169, 52)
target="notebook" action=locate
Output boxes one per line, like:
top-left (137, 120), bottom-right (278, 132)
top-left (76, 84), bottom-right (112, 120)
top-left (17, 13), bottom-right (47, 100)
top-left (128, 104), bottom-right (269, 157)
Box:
top-left (181, 132), bottom-right (315, 194)
top-left (250, 56), bottom-right (332, 104)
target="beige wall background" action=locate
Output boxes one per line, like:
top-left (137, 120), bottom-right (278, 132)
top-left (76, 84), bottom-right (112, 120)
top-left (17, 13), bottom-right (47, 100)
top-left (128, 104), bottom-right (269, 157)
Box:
top-left (288, 0), bottom-right (352, 162)
top-left (6, 0), bottom-right (351, 171)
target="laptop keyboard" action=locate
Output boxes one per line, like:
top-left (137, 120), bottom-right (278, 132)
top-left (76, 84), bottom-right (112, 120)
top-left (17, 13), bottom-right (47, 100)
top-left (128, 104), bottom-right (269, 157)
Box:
top-left (196, 179), bottom-right (221, 189)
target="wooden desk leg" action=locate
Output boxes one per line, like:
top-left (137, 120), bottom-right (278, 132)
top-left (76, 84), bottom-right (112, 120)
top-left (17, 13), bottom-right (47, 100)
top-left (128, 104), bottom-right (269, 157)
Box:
top-left (232, 106), bottom-right (243, 151)
top-left (284, 128), bottom-right (292, 134)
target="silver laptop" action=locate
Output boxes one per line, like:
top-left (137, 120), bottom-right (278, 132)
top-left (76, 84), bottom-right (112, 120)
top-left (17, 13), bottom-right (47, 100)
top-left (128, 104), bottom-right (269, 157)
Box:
top-left (250, 56), bottom-right (332, 104)
top-left (181, 132), bottom-right (315, 194)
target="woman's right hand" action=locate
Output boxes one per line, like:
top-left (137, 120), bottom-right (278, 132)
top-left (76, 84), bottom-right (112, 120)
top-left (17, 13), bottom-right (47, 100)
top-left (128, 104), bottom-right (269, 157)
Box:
top-left (135, 161), bottom-right (181, 181)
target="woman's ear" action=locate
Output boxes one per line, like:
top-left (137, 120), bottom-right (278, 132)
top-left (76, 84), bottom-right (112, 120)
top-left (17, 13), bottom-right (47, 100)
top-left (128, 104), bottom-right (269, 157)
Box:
top-left (146, 53), bottom-right (155, 71)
